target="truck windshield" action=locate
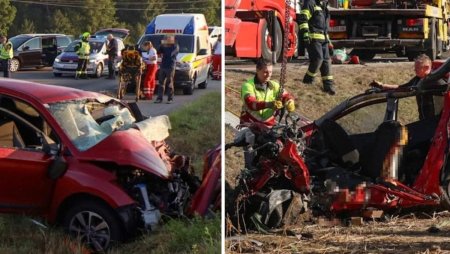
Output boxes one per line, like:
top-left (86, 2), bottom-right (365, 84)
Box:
top-left (139, 35), bottom-right (194, 53)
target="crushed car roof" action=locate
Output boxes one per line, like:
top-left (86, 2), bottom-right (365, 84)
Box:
top-left (0, 78), bottom-right (108, 104)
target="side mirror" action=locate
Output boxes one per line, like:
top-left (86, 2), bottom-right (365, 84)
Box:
top-left (198, 48), bottom-right (208, 55)
top-left (47, 155), bottom-right (68, 180)
top-left (22, 46), bottom-right (30, 51)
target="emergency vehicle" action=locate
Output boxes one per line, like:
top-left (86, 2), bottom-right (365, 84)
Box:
top-left (329, 0), bottom-right (450, 61)
top-left (138, 14), bottom-right (211, 95)
top-left (225, 0), bottom-right (300, 62)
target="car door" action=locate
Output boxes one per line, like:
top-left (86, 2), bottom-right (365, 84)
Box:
top-left (195, 36), bottom-right (209, 83)
top-left (42, 36), bottom-right (58, 66)
top-left (0, 97), bottom-right (56, 213)
top-left (18, 37), bottom-right (42, 67)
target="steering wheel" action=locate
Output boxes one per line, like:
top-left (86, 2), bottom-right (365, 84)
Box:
top-left (95, 115), bottom-right (115, 124)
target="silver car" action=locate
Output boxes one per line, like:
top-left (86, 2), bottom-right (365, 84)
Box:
top-left (52, 36), bottom-right (124, 78)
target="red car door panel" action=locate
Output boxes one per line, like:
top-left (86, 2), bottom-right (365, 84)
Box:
top-left (0, 147), bottom-right (54, 212)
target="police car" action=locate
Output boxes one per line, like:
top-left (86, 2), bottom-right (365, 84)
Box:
top-left (138, 14), bottom-right (212, 95)
top-left (52, 36), bottom-right (124, 78)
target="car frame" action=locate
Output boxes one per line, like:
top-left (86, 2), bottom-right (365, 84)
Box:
top-left (8, 34), bottom-right (73, 72)
top-left (0, 79), bottom-right (208, 251)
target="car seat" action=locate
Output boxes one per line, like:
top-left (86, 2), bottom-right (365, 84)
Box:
top-left (363, 120), bottom-right (408, 180)
top-left (320, 119), bottom-right (360, 169)
top-left (0, 118), bottom-right (25, 148)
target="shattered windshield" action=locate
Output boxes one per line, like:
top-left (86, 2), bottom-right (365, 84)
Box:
top-left (48, 99), bottom-right (135, 151)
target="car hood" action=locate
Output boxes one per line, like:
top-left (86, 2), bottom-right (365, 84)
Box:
top-left (58, 52), bottom-right (94, 61)
top-left (77, 128), bottom-right (170, 179)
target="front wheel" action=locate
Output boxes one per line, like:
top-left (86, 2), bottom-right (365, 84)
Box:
top-left (62, 200), bottom-right (124, 252)
top-left (9, 58), bottom-right (20, 72)
top-left (253, 189), bottom-right (304, 229)
top-left (183, 76), bottom-right (196, 95)
top-left (93, 63), bottom-right (103, 78)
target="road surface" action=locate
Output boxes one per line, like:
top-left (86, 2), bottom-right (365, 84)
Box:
top-left (10, 67), bottom-right (221, 116)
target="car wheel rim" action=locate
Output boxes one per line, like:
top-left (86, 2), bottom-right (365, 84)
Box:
top-left (10, 60), bottom-right (19, 72)
top-left (97, 65), bottom-right (102, 77)
top-left (69, 211), bottom-right (111, 251)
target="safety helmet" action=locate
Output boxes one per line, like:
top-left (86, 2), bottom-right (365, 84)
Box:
top-left (80, 32), bottom-right (90, 40)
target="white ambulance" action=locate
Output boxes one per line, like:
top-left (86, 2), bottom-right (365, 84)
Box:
top-left (139, 14), bottom-right (211, 95)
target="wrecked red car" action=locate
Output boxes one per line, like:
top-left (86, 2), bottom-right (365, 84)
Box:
top-left (0, 79), bottom-right (214, 251)
top-left (227, 62), bottom-right (450, 231)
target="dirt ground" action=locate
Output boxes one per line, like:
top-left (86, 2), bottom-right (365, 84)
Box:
top-left (224, 60), bottom-right (450, 253)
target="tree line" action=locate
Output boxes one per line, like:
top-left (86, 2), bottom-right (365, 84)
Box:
top-left (0, 0), bottom-right (220, 43)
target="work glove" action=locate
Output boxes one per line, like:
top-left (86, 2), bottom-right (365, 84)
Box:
top-left (368, 80), bottom-right (383, 89)
top-left (328, 43), bottom-right (334, 56)
top-left (273, 100), bottom-right (283, 110)
top-left (302, 33), bottom-right (311, 47)
top-left (285, 100), bottom-right (295, 112)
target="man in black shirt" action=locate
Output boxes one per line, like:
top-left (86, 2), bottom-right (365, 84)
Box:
top-left (106, 34), bottom-right (118, 79)
top-left (370, 54), bottom-right (445, 120)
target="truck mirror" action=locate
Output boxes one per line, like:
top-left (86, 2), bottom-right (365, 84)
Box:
top-left (198, 48), bottom-right (208, 55)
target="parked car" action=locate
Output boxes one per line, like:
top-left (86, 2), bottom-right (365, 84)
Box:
top-left (52, 36), bottom-right (124, 78)
top-left (0, 78), bottom-right (214, 251)
top-left (8, 34), bottom-right (72, 72)
top-left (95, 28), bottom-right (130, 40)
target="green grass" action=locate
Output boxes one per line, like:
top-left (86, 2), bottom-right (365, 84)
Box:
top-left (167, 92), bottom-right (222, 171)
top-left (0, 92), bottom-right (222, 253)
top-left (114, 215), bottom-right (221, 254)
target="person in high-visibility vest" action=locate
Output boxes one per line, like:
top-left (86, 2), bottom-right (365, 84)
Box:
top-left (0, 36), bottom-right (13, 78)
top-left (298, 0), bottom-right (336, 95)
top-left (240, 58), bottom-right (296, 127)
top-left (75, 32), bottom-right (91, 79)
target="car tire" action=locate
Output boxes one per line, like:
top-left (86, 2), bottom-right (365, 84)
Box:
top-left (9, 58), bottom-right (20, 72)
top-left (93, 63), bottom-right (103, 78)
top-left (62, 200), bottom-right (124, 252)
top-left (183, 76), bottom-right (196, 95)
top-left (53, 73), bottom-right (62, 77)
top-left (198, 77), bottom-right (208, 89)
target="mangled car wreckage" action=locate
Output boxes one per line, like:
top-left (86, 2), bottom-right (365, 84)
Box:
top-left (0, 79), bottom-right (219, 251)
top-left (227, 59), bottom-right (450, 232)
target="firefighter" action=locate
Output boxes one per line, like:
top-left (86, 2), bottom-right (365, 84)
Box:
top-left (0, 36), bottom-right (13, 78)
top-left (75, 32), bottom-right (91, 79)
top-left (298, 0), bottom-right (336, 95)
top-left (240, 58), bottom-right (296, 127)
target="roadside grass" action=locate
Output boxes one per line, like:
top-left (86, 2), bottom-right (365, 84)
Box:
top-left (167, 91), bottom-right (222, 171)
top-left (0, 92), bottom-right (222, 253)
top-left (114, 215), bottom-right (221, 254)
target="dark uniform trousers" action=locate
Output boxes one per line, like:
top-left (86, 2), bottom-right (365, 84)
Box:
top-left (303, 39), bottom-right (333, 90)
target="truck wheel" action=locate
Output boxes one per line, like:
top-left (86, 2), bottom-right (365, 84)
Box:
top-left (261, 18), bottom-right (282, 62)
top-left (426, 18), bottom-right (437, 60)
top-left (62, 200), bottom-right (124, 252)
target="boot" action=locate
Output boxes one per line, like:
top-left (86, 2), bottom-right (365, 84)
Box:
top-left (323, 83), bottom-right (336, 95)
top-left (302, 74), bottom-right (314, 85)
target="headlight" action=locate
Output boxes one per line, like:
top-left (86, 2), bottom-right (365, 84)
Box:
top-left (176, 62), bottom-right (192, 71)
top-left (54, 58), bottom-right (60, 63)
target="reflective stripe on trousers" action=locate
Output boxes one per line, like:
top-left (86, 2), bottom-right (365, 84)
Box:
top-left (305, 40), bottom-right (333, 85)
